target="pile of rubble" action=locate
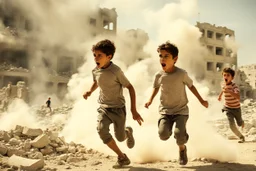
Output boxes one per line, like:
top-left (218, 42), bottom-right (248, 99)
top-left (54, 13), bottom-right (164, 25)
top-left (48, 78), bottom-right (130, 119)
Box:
top-left (58, 71), bottom-right (73, 78)
top-left (34, 104), bottom-right (73, 132)
top-left (36, 104), bottom-right (73, 117)
top-left (0, 82), bottom-right (28, 112)
top-left (0, 62), bottom-right (29, 72)
top-left (0, 99), bottom-right (255, 170)
top-left (0, 125), bottom-right (105, 171)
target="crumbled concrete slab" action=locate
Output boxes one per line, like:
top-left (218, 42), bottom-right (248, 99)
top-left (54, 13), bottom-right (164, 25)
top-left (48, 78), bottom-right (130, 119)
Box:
top-left (8, 154), bottom-right (44, 171)
top-left (22, 127), bottom-right (43, 137)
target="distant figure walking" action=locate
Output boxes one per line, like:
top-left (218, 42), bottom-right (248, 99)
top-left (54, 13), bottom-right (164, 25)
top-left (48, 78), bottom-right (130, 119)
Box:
top-left (46, 97), bottom-right (51, 112)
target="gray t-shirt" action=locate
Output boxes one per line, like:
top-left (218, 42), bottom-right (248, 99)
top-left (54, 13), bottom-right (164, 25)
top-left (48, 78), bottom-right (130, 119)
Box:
top-left (153, 67), bottom-right (193, 115)
top-left (92, 62), bottom-right (130, 108)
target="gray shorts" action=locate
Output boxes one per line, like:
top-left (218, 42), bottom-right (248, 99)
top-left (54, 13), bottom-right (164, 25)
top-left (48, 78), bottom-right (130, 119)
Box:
top-left (158, 114), bottom-right (189, 145)
top-left (97, 106), bottom-right (127, 144)
top-left (222, 106), bottom-right (244, 126)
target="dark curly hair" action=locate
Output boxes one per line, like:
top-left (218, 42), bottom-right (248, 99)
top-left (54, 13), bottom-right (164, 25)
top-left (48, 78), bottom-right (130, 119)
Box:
top-left (92, 39), bottom-right (116, 58)
top-left (222, 67), bottom-right (235, 77)
top-left (157, 41), bottom-right (179, 58)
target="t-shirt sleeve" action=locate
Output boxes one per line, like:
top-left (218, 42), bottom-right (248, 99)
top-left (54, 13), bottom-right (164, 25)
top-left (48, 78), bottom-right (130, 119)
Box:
top-left (92, 70), bottom-right (96, 81)
top-left (153, 72), bottom-right (161, 88)
top-left (116, 70), bottom-right (130, 87)
top-left (183, 72), bottom-right (193, 88)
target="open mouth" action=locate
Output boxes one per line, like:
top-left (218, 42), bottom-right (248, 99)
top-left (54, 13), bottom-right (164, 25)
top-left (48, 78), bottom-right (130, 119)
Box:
top-left (96, 62), bottom-right (100, 66)
top-left (161, 63), bottom-right (166, 67)
top-left (225, 79), bottom-right (227, 82)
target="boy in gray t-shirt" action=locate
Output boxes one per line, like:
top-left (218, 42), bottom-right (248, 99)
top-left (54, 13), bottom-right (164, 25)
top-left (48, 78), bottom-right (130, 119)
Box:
top-left (145, 41), bottom-right (208, 165)
top-left (83, 39), bottom-right (143, 168)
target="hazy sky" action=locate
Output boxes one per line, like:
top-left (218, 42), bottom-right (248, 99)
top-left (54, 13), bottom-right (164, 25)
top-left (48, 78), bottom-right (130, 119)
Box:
top-left (111, 0), bottom-right (256, 66)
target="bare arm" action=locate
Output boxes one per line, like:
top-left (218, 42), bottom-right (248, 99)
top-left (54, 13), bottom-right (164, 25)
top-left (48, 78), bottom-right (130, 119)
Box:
top-left (218, 91), bottom-right (223, 101)
top-left (145, 87), bottom-right (159, 108)
top-left (126, 84), bottom-right (144, 125)
top-left (188, 85), bottom-right (208, 108)
top-left (83, 80), bottom-right (98, 100)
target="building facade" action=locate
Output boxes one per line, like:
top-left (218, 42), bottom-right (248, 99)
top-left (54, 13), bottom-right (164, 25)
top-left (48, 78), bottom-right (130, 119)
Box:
top-left (0, 1), bottom-right (117, 98)
top-left (196, 22), bottom-right (237, 94)
top-left (238, 64), bottom-right (256, 99)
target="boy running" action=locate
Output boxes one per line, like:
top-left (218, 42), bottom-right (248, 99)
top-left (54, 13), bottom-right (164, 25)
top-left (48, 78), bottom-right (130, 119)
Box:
top-left (145, 41), bottom-right (208, 165)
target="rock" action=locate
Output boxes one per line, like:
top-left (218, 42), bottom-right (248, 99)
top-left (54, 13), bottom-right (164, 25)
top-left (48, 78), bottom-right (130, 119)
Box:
top-left (8, 154), bottom-right (44, 171)
top-left (31, 134), bottom-right (50, 148)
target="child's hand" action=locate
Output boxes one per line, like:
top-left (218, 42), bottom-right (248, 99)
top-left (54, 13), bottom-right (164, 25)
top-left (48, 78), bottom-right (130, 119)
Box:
top-left (218, 96), bottom-right (222, 101)
top-left (201, 100), bottom-right (209, 108)
top-left (131, 110), bottom-right (144, 126)
top-left (144, 101), bottom-right (152, 108)
top-left (83, 91), bottom-right (91, 100)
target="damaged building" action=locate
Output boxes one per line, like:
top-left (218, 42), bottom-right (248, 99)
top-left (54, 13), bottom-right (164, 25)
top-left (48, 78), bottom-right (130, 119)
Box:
top-left (196, 22), bottom-right (256, 100)
top-left (0, 1), bottom-right (253, 105)
top-left (237, 64), bottom-right (256, 100)
top-left (196, 22), bottom-right (238, 94)
top-left (0, 0), bottom-right (117, 100)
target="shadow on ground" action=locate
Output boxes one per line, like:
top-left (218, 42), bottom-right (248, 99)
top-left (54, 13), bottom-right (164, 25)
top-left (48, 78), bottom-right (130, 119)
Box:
top-left (114, 162), bottom-right (256, 171)
top-left (129, 167), bottom-right (166, 171)
top-left (186, 162), bottom-right (256, 171)
top-left (112, 165), bottom-right (166, 171)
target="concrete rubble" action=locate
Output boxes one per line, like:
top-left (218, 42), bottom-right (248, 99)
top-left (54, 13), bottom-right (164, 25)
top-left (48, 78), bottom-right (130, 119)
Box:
top-left (0, 62), bottom-right (29, 73)
top-left (8, 155), bottom-right (44, 171)
top-left (0, 99), bottom-right (255, 170)
top-left (0, 123), bottom-right (102, 171)
top-left (0, 81), bottom-right (29, 111)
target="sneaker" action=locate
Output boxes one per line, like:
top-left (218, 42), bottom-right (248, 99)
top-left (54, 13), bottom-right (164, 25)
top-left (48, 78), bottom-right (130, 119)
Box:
top-left (126, 127), bottom-right (135, 149)
top-left (113, 153), bottom-right (130, 168)
top-left (179, 145), bottom-right (188, 165)
top-left (238, 136), bottom-right (245, 143)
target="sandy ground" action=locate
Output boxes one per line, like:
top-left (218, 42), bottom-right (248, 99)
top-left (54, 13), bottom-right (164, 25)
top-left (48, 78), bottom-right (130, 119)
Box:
top-left (1, 141), bottom-right (255, 171)
top-left (42, 140), bottom-right (255, 171)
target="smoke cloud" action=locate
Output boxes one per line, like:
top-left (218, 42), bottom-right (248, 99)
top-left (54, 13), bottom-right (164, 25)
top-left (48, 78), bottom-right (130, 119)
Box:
top-left (61, 0), bottom-right (238, 163)
top-left (224, 35), bottom-right (240, 57)
top-left (0, 99), bottom-right (41, 130)
top-left (0, 0), bottom-right (240, 164)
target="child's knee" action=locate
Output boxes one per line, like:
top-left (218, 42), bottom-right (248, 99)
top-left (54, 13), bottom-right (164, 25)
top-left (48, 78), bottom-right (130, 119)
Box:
top-left (97, 126), bottom-right (112, 144)
top-left (228, 118), bottom-right (236, 126)
top-left (229, 123), bottom-right (239, 132)
top-left (115, 132), bottom-right (126, 142)
top-left (237, 120), bottom-right (244, 127)
top-left (98, 131), bottom-right (112, 144)
top-left (174, 130), bottom-right (188, 145)
top-left (158, 130), bottom-right (171, 140)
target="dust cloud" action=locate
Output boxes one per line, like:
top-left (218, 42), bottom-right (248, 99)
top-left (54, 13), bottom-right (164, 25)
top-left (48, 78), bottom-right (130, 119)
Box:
top-left (61, 0), bottom-right (238, 163)
top-left (0, 0), bottom-right (239, 164)
top-left (224, 35), bottom-right (240, 58)
top-left (12, 0), bottom-right (98, 98)
top-left (0, 99), bottom-right (41, 130)
top-left (0, 0), bottom-right (99, 131)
